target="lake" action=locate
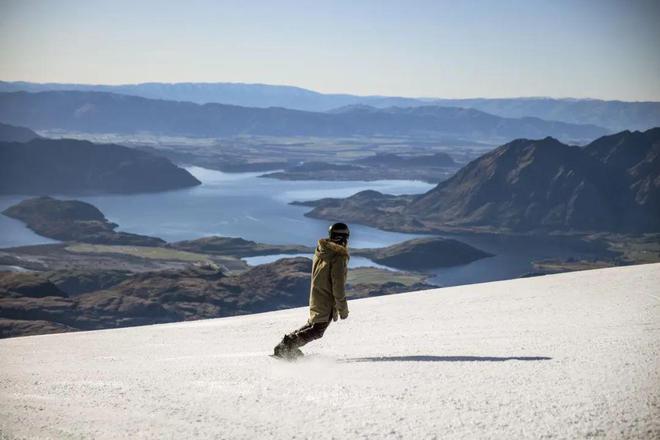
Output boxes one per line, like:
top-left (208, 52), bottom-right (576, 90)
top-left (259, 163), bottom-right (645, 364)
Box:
top-left (0, 166), bottom-right (431, 248)
top-left (0, 166), bottom-right (604, 286)
top-left (426, 233), bottom-right (604, 286)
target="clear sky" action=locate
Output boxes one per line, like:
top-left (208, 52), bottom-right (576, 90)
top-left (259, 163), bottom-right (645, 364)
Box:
top-left (1, 0), bottom-right (658, 100)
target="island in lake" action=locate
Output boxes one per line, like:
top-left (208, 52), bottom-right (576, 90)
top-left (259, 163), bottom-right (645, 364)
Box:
top-left (3, 197), bottom-right (165, 246)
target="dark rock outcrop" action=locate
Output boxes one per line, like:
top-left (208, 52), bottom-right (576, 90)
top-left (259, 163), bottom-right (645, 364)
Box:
top-left (0, 318), bottom-right (76, 339)
top-left (46, 269), bottom-right (132, 295)
top-left (0, 272), bottom-right (66, 298)
top-left (0, 137), bottom-right (200, 195)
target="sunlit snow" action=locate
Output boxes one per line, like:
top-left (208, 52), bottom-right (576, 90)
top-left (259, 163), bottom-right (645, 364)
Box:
top-left (1, 264), bottom-right (658, 439)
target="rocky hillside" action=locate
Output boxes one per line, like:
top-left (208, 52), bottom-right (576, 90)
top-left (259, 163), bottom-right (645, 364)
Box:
top-left (0, 257), bottom-right (435, 339)
top-left (0, 258), bottom-right (312, 338)
top-left (584, 128), bottom-right (660, 231)
top-left (301, 128), bottom-right (660, 234)
top-left (2, 197), bottom-right (165, 246)
top-left (0, 137), bottom-right (200, 194)
top-left (407, 137), bottom-right (617, 231)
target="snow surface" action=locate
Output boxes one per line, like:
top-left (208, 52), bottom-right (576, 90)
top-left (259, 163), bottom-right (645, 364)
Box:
top-left (1, 263), bottom-right (659, 439)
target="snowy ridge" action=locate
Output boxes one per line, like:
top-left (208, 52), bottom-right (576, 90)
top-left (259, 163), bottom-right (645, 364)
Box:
top-left (1, 264), bottom-right (659, 439)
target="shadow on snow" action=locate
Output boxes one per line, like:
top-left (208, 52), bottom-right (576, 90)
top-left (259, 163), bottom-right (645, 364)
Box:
top-left (341, 355), bottom-right (552, 363)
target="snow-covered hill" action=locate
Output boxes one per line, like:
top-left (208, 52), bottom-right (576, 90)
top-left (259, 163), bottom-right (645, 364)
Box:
top-left (1, 264), bottom-right (658, 439)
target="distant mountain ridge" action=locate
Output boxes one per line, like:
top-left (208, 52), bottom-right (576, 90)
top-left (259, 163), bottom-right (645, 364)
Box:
top-left (0, 90), bottom-right (606, 142)
top-left (0, 122), bottom-right (40, 142)
top-left (300, 128), bottom-right (660, 233)
top-left (1, 81), bottom-right (658, 130)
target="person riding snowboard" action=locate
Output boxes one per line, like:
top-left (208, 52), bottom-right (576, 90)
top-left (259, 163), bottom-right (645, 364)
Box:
top-left (273, 222), bottom-right (350, 359)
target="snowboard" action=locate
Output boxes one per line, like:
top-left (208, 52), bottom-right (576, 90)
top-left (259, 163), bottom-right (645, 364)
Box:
top-left (270, 353), bottom-right (304, 362)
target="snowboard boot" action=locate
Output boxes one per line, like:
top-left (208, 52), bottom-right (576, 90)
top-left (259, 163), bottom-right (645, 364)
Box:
top-left (273, 334), bottom-right (304, 360)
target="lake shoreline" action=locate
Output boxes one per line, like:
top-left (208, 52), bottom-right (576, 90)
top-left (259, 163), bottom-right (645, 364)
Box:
top-left (0, 166), bottom-right (632, 287)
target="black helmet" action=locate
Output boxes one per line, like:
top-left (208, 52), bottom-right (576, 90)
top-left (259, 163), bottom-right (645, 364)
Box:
top-left (328, 222), bottom-right (350, 242)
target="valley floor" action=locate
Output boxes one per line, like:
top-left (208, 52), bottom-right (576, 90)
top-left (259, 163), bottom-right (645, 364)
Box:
top-left (0, 264), bottom-right (658, 439)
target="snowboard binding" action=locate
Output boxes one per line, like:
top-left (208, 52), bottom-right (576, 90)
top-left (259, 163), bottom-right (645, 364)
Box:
top-left (273, 334), bottom-right (304, 360)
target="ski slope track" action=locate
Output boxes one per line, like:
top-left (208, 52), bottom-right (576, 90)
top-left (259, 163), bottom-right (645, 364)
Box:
top-left (1, 264), bottom-right (659, 439)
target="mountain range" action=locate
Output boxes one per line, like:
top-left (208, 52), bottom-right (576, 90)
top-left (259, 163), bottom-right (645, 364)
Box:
top-left (1, 81), bottom-right (658, 131)
top-left (0, 91), bottom-right (606, 142)
top-left (299, 128), bottom-right (660, 233)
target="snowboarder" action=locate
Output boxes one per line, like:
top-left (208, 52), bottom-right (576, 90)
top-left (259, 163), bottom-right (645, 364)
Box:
top-left (273, 222), bottom-right (350, 360)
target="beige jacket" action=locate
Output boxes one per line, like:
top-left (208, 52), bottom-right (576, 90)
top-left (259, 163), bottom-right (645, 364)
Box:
top-left (308, 239), bottom-right (349, 323)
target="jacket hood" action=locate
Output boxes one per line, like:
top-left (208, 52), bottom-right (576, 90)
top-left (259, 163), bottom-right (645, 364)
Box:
top-left (316, 238), bottom-right (349, 262)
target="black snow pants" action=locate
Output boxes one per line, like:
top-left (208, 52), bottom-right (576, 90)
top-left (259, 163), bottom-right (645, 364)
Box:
top-left (287, 316), bottom-right (331, 348)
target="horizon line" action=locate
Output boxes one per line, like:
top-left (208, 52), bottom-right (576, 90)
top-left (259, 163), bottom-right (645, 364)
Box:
top-left (1, 79), bottom-right (658, 104)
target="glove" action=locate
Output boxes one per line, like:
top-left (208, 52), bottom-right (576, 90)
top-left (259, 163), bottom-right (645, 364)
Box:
top-left (339, 309), bottom-right (349, 320)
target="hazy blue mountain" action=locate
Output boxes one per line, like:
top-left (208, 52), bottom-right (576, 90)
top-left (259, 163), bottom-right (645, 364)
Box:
top-left (431, 98), bottom-right (660, 132)
top-left (0, 122), bottom-right (40, 142)
top-left (0, 91), bottom-right (607, 142)
top-left (0, 137), bottom-right (201, 194)
top-left (0, 80), bottom-right (413, 111)
top-left (1, 81), bottom-right (658, 130)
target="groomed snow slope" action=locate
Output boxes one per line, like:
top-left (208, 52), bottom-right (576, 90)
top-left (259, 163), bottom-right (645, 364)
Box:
top-left (1, 264), bottom-right (659, 439)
